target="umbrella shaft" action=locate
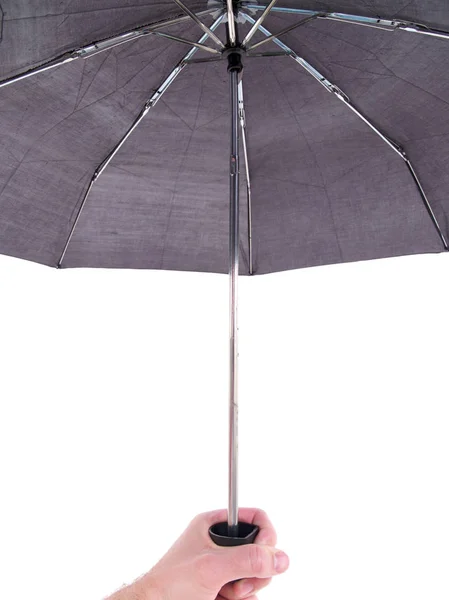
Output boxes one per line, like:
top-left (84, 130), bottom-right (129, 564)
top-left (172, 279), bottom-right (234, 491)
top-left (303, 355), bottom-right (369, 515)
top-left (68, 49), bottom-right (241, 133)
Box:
top-left (228, 67), bottom-right (240, 537)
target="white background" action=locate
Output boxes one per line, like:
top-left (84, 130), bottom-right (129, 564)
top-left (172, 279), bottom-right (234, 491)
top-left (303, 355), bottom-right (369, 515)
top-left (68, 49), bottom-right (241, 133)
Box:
top-left (1, 252), bottom-right (448, 599)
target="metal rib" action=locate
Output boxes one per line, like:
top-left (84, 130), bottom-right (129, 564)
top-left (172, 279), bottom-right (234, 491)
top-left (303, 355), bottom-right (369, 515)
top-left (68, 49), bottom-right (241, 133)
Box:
top-left (244, 5), bottom-right (449, 40)
top-left (152, 31), bottom-right (221, 54)
top-left (226, 0), bottom-right (237, 45)
top-left (245, 4), bottom-right (316, 15)
top-left (246, 51), bottom-right (291, 57)
top-left (246, 15), bottom-right (320, 51)
top-left (0, 8), bottom-right (220, 90)
top-left (0, 52), bottom-right (80, 89)
top-left (57, 14), bottom-right (225, 267)
top-left (242, 0), bottom-right (279, 47)
top-left (183, 56), bottom-right (224, 64)
top-left (172, 0), bottom-right (225, 48)
top-left (238, 81), bottom-right (253, 275)
top-left (406, 161), bottom-right (448, 249)
top-left (241, 12), bottom-right (449, 250)
top-left (323, 14), bottom-right (449, 40)
top-left (241, 13), bottom-right (404, 158)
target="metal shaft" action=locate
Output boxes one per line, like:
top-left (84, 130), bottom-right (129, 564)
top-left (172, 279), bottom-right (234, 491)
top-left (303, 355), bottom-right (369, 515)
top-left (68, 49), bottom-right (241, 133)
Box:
top-left (226, 0), bottom-right (237, 45)
top-left (228, 66), bottom-right (240, 537)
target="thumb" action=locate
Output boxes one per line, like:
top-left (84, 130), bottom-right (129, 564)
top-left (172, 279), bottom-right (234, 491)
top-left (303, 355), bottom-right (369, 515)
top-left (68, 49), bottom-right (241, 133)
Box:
top-left (217, 544), bottom-right (289, 583)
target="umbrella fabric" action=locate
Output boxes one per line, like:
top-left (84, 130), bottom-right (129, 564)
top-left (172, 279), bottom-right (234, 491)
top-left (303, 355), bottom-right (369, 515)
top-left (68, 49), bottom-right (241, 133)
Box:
top-left (0, 1), bottom-right (448, 275)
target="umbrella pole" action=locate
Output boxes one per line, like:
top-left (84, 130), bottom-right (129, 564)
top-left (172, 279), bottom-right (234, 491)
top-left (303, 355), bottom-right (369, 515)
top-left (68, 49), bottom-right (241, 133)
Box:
top-left (227, 1), bottom-right (243, 539)
top-left (209, 5), bottom-right (259, 548)
top-left (228, 64), bottom-right (240, 538)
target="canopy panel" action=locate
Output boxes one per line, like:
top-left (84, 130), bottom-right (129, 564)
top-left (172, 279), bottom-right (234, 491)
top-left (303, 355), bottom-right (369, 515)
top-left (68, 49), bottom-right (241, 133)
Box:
top-left (0, 1), bottom-right (209, 78)
top-left (261, 0), bottom-right (449, 29)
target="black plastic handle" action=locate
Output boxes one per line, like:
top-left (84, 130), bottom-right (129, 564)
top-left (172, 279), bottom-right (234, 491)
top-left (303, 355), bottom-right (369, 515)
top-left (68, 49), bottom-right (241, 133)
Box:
top-left (209, 521), bottom-right (260, 547)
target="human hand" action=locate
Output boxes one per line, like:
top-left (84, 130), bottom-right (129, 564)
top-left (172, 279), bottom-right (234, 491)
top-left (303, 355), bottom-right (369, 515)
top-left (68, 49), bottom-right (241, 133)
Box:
top-left (107, 508), bottom-right (289, 600)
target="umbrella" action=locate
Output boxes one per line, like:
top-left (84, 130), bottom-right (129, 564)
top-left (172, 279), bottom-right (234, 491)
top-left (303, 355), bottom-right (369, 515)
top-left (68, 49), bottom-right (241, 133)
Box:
top-left (1, 0), bottom-right (449, 547)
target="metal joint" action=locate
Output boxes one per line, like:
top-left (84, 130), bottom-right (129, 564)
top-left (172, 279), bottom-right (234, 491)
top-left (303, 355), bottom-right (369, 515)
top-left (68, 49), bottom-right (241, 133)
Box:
top-left (328, 84), bottom-right (349, 102)
top-left (390, 140), bottom-right (407, 157)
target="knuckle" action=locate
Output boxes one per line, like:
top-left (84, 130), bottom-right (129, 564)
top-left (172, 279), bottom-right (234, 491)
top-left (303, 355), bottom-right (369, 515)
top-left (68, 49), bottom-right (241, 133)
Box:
top-left (188, 513), bottom-right (200, 527)
top-left (190, 510), bottom-right (210, 529)
top-left (193, 511), bottom-right (207, 522)
top-left (192, 509), bottom-right (220, 526)
top-left (257, 508), bottom-right (269, 520)
top-left (247, 544), bottom-right (267, 576)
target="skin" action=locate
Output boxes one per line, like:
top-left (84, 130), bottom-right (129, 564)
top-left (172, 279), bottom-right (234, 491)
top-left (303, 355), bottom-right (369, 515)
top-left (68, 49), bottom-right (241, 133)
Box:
top-left (106, 508), bottom-right (289, 600)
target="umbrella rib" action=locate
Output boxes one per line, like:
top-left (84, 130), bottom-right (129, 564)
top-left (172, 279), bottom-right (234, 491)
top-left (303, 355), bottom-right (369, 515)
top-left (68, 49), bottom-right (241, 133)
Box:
top-left (242, 0), bottom-right (279, 47)
top-left (226, 0), bottom-right (237, 46)
top-left (405, 161), bottom-right (448, 250)
top-left (56, 13), bottom-right (225, 268)
top-left (171, 0), bottom-right (225, 49)
top-left (244, 4), bottom-right (449, 41)
top-left (245, 15), bottom-right (321, 51)
top-left (0, 8), bottom-right (220, 89)
top-left (240, 12), bottom-right (449, 251)
top-left (238, 80), bottom-right (253, 275)
top-left (246, 51), bottom-right (291, 57)
top-left (183, 56), bottom-right (224, 64)
top-left (151, 31), bottom-right (221, 54)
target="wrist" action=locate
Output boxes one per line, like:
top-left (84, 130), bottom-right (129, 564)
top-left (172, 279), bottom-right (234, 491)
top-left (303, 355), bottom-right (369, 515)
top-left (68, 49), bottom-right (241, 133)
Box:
top-left (136, 572), bottom-right (164, 600)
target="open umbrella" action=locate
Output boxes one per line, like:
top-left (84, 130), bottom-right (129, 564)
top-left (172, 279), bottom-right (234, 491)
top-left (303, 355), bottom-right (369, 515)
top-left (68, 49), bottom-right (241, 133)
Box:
top-left (1, 0), bottom-right (449, 547)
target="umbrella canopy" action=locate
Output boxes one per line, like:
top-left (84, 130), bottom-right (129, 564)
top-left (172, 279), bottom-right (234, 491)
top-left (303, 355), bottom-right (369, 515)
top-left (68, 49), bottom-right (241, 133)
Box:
top-left (1, 0), bottom-right (448, 275)
top-left (2, 0), bottom-right (449, 545)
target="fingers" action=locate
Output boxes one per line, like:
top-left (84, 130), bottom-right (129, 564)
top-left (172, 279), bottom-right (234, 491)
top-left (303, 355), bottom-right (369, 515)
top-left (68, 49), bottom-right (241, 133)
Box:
top-left (197, 507), bottom-right (277, 548)
top-left (212, 543), bottom-right (289, 583)
top-left (237, 508), bottom-right (277, 547)
top-left (218, 596), bottom-right (258, 600)
top-left (219, 577), bottom-right (272, 599)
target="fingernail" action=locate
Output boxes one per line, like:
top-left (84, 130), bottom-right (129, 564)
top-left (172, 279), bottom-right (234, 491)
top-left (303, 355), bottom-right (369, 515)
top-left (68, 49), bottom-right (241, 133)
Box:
top-left (238, 581), bottom-right (254, 596)
top-left (274, 551), bottom-right (289, 573)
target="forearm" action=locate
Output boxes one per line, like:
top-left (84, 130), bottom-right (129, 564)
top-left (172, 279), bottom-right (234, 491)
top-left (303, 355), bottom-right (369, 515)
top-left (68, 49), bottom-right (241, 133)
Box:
top-left (105, 573), bottom-right (161, 600)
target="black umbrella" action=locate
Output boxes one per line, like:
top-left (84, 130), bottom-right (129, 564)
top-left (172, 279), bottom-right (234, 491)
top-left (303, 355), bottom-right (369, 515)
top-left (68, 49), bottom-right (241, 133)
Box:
top-left (1, 0), bottom-right (448, 547)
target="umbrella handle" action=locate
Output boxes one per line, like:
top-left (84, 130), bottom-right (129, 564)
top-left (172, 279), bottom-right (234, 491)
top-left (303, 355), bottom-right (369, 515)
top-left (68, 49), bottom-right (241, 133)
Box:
top-left (208, 521), bottom-right (259, 547)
